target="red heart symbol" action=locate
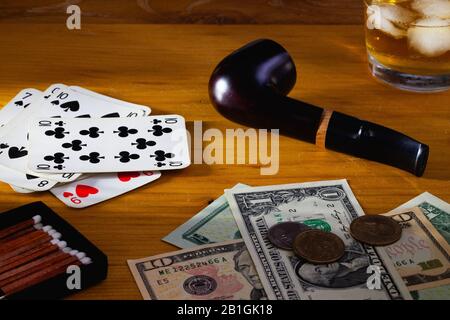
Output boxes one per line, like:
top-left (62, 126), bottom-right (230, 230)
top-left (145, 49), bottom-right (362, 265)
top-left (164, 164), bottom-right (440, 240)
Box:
top-left (75, 185), bottom-right (99, 198)
top-left (63, 192), bottom-right (73, 198)
top-left (118, 172), bottom-right (140, 182)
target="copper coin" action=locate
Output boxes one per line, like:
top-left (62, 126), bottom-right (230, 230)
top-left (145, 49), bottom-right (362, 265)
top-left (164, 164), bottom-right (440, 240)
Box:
top-left (293, 230), bottom-right (345, 264)
top-left (350, 215), bottom-right (402, 246)
top-left (267, 222), bottom-right (310, 250)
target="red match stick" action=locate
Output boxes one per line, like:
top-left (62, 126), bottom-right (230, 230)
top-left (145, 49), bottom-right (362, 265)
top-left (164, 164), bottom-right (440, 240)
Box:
top-left (0, 247), bottom-right (71, 287)
top-left (0, 216), bottom-right (41, 240)
top-left (0, 228), bottom-right (61, 262)
top-left (0, 240), bottom-right (67, 274)
top-left (0, 253), bottom-right (92, 297)
top-left (0, 223), bottom-right (43, 244)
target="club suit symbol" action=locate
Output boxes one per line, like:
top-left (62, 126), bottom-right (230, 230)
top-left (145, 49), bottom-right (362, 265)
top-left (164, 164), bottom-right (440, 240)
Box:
top-left (62, 140), bottom-right (87, 151)
top-left (54, 165), bottom-right (65, 170)
top-left (54, 121), bottom-right (66, 127)
top-left (148, 125), bottom-right (172, 137)
top-left (79, 152), bottom-right (105, 164)
top-left (150, 150), bottom-right (174, 162)
top-left (51, 100), bottom-right (80, 112)
top-left (44, 152), bottom-right (69, 164)
top-left (45, 127), bottom-right (70, 139)
top-left (151, 119), bottom-right (162, 124)
top-left (80, 127), bottom-right (104, 138)
top-left (155, 162), bottom-right (166, 167)
top-left (115, 151), bottom-right (140, 163)
top-left (131, 138), bottom-right (156, 150)
top-left (114, 126), bottom-right (138, 138)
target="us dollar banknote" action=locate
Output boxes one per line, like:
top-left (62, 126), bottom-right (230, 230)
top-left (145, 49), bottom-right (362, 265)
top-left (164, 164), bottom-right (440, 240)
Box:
top-left (391, 192), bottom-right (450, 300)
top-left (163, 184), bottom-right (247, 248)
top-left (382, 207), bottom-right (450, 292)
top-left (128, 240), bottom-right (267, 300)
top-left (225, 179), bottom-right (412, 300)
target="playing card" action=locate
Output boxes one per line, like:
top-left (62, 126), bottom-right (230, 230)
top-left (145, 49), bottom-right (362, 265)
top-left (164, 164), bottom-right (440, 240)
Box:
top-left (0, 88), bottom-right (42, 130)
top-left (0, 84), bottom-right (152, 188)
top-left (50, 170), bottom-right (161, 208)
top-left (9, 184), bottom-right (36, 193)
top-left (0, 164), bottom-right (56, 191)
top-left (69, 86), bottom-right (151, 115)
top-left (0, 88), bottom-right (58, 191)
top-left (28, 115), bottom-right (191, 173)
top-left (26, 84), bottom-right (152, 182)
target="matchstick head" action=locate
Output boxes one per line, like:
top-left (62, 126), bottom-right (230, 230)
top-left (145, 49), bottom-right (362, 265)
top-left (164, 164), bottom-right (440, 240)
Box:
top-left (51, 232), bottom-right (62, 239)
top-left (32, 215), bottom-right (42, 224)
top-left (57, 241), bottom-right (67, 249)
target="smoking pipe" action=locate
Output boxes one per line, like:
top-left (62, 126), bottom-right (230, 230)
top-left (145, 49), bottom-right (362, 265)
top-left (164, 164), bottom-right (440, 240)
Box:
top-left (208, 39), bottom-right (429, 176)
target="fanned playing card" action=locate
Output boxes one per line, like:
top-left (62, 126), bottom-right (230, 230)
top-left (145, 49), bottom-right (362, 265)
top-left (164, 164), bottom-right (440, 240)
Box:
top-left (0, 84), bottom-right (152, 190)
top-left (28, 115), bottom-right (191, 173)
top-left (50, 171), bottom-right (161, 208)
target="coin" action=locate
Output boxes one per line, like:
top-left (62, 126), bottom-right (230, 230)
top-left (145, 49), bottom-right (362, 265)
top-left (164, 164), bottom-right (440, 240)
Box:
top-left (350, 215), bottom-right (402, 246)
top-left (293, 230), bottom-right (345, 264)
top-left (267, 222), bottom-right (310, 250)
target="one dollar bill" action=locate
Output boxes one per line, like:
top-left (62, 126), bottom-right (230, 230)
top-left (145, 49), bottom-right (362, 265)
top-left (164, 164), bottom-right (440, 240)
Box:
top-left (128, 240), bottom-right (267, 300)
top-left (226, 179), bottom-right (412, 300)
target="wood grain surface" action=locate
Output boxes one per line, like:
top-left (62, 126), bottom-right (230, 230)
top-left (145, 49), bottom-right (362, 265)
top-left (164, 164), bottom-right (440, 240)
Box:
top-left (0, 0), bottom-right (364, 24)
top-left (0, 24), bottom-right (448, 299)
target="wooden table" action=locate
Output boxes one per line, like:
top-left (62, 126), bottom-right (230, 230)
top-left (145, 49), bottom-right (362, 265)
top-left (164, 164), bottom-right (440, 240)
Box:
top-left (0, 24), bottom-right (449, 299)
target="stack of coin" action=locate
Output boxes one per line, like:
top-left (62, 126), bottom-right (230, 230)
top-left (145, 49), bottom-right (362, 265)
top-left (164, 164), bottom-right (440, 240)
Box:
top-left (267, 221), bottom-right (345, 264)
top-left (267, 214), bottom-right (402, 264)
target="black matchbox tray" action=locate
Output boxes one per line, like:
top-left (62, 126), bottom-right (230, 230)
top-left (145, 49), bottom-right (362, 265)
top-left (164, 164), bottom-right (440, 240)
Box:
top-left (0, 202), bottom-right (108, 300)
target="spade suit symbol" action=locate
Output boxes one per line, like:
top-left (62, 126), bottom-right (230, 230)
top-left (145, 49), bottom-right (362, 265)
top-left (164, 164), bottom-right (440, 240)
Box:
top-left (51, 100), bottom-right (80, 112)
top-left (8, 146), bottom-right (28, 159)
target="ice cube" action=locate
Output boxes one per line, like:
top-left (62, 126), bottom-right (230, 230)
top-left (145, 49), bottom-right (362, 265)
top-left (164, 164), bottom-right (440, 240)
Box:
top-left (412, 0), bottom-right (450, 19)
top-left (378, 4), bottom-right (417, 25)
top-left (367, 4), bottom-right (415, 38)
top-left (408, 17), bottom-right (450, 56)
